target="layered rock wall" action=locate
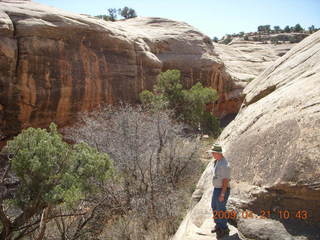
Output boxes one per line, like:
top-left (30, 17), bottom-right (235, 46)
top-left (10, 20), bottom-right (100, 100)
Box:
top-left (0, 0), bottom-right (239, 136)
top-left (214, 41), bottom-right (294, 81)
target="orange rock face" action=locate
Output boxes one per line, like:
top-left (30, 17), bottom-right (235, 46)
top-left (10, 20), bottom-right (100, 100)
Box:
top-left (0, 1), bottom-right (242, 136)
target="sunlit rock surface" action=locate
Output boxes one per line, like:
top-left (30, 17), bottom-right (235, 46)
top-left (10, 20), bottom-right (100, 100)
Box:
top-left (0, 0), bottom-right (240, 136)
top-left (173, 30), bottom-right (320, 240)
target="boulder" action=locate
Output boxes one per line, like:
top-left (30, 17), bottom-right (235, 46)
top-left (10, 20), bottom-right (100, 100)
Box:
top-left (0, 0), bottom-right (239, 136)
top-left (173, 30), bottom-right (320, 240)
top-left (237, 217), bottom-right (296, 240)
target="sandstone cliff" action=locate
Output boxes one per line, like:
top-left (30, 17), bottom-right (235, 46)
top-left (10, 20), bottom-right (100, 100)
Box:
top-left (173, 30), bottom-right (320, 240)
top-left (211, 40), bottom-right (295, 120)
top-left (0, 0), bottom-right (241, 137)
top-left (214, 41), bottom-right (294, 81)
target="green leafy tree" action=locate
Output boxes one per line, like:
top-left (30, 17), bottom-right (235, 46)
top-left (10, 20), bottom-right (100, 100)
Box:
top-left (258, 25), bottom-right (271, 33)
top-left (154, 69), bottom-right (184, 111)
top-left (212, 37), bottom-right (219, 42)
top-left (139, 90), bottom-right (155, 106)
top-left (140, 70), bottom-right (220, 135)
top-left (222, 34), bottom-right (232, 44)
top-left (200, 111), bottom-right (221, 136)
top-left (294, 23), bottom-right (304, 32)
top-left (284, 25), bottom-right (291, 33)
top-left (118, 6), bottom-right (137, 19)
top-left (265, 25), bottom-right (271, 32)
top-left (139, 90), bottom-right (168, 111)
top-left (107, 8), bottom-right (118, 21)
top-left (182, 82), bottom-right (218, 132)
top-left (95, 14), bottom-right (111, 21)
top-left (308, 25), bottom-right (315, 33)
top-left (0, 123), bottom-right (113, 239)
top-left (273, 26), bottom-right (281, 32)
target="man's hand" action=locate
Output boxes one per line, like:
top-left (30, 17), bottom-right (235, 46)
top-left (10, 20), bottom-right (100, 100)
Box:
top-left (219, 193), bottom-right (225, 202)
top-left (219, 178), bottom-right (229, 202)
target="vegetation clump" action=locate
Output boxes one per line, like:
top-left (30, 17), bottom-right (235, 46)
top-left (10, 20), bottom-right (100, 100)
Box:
top-left (218, 24), bottom-right (319, 44)
top-left (63, 105), bottom-right (204, 239)
top-left (0, 123), bottom-right (113, 239)
top-left (0, 105), bottom-right (205, 240)
top-left (96, 6), bottom-right (137, 21)
top-left (140, 69), bottom-right (220, 136)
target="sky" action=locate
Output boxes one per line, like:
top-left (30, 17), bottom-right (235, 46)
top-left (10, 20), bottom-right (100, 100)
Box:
top-left (35, 0), bottom-right (320, 39)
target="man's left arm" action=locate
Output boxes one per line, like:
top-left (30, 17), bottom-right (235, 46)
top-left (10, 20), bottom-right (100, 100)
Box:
top-left (219, 178), bottom-right (229, 202)
top-left (218, 165), bottom-right (231, 202)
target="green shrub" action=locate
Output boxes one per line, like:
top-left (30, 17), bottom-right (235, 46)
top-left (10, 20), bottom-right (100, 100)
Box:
top-left (212, 37), bottom-right (219, 42)
top-left (139, 90), bottom-right (155, 106)
top-left (7, 123), bottom-right (112, 207)
top-left (154, 69), bottom-right (184, 110)
top-left (200, 111), bottom-right (221, 137)
top-left (1, 123), bottom-right (113, 238)
top-left (140, 70), bottom-right (220, 135)
top-left (118, 6), bottom-right (137, 19)
top-left (222, 37), bottom-right (232, 44)
top-left (139, 90), bottom-right (168, 111)
top-left (95, 14), bottom-right (111, 21)
top-left (182, 82), bottom-right (218, 129)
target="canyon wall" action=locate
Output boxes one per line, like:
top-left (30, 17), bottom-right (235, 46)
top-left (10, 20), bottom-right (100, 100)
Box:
top-left (0, 0), bottom-right (240, 137)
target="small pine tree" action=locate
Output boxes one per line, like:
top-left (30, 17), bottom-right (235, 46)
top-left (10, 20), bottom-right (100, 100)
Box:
top-left (0, 123), bottom-right (113, 238)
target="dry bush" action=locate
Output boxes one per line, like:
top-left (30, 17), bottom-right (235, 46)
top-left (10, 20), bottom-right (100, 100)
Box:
top-left (60, 104), bottom-right (203, 239)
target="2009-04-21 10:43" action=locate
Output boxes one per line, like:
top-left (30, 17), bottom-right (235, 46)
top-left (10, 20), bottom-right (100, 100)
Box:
top-left (212, 209), bottom-right (309, 220)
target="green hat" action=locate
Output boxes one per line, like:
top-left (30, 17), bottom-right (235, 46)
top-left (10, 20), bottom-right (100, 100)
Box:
top-left (208, 143), bottom-right (223, 153)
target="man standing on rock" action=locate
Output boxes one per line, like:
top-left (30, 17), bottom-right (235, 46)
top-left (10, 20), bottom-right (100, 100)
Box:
top-left (209, 143), bottom-right (231, 237)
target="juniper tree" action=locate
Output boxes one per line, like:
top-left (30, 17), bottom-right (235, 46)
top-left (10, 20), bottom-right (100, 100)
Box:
top-left (0, 123), bottom-right (113, 240)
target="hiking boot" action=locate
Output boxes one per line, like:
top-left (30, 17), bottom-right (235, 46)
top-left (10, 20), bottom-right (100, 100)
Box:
top-left (211, 226), bottom-right (220, 233)
top-left (217, 227), bottom-right (230, 238)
